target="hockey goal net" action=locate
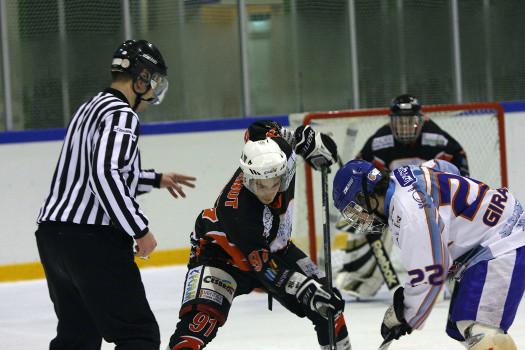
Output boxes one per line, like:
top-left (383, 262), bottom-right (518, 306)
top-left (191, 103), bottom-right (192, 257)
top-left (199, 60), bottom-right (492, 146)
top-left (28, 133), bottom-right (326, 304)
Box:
top-left (290, 103), bottom-right (507, 263)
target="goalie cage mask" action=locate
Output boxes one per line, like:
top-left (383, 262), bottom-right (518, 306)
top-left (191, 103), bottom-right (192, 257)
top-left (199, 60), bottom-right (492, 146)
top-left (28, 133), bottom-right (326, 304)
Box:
top-left (389, 94), bottom-right (424, 143)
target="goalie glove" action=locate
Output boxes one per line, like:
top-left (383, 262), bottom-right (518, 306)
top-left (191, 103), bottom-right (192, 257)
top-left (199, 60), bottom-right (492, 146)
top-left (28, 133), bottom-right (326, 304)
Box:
top-left (286, 272), bottom-right (345, 319)
top-left (381, 287), bottom-right (412, 343)
top-left (294, 125), bottom-right (338, 170)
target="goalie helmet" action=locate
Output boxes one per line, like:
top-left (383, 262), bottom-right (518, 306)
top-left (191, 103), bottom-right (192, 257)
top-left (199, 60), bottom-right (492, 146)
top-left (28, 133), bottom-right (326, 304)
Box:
top-left (389, 94), bottom-right (424, 143)
top-left (240, 138), bottom-right (288, 198)
top-left (111, 39), bottom-right (168, 105)
top-left (333, 160), bottom-right (385, 235)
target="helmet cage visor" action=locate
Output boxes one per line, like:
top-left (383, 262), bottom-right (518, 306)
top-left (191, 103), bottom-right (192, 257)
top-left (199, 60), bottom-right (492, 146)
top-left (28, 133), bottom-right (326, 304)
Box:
top-left (340, 201), bottom-right (376, 235)
top-left (244, 174), bottom-right (285, 197)
top-left (339, 173), bottom-right (385, 235)
top-left (147, 72), bottom-right (169, 105)
top-left (390, 114), bottom-right (423, 143)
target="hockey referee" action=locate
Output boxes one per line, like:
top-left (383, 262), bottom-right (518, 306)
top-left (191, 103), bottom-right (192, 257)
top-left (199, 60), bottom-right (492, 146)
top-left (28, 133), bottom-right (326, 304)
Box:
top-left (35, 39), bottom-right (196, 350)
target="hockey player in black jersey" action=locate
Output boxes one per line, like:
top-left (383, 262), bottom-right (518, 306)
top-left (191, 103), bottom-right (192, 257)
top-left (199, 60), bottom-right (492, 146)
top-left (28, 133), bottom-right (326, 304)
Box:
top-left (168, 121), bottom-right (351, 350)
top-left (357, 94), bottom-right (469, 175)
top-left (335, 94), bottom-right (470, 298)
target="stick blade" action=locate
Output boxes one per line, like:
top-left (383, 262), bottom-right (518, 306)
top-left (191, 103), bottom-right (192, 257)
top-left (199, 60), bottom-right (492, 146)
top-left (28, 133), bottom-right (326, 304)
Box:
top-left (378, 339), bottom-right (393, 350)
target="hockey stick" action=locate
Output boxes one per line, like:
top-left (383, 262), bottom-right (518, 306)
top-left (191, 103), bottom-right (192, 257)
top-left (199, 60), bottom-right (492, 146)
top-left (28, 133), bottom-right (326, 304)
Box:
top-left (321, 166), bottom-right (336, 350)
top-left (365, 233), bottom-right (400, 292)
top-left (378, 339), bottom-right (393, 350)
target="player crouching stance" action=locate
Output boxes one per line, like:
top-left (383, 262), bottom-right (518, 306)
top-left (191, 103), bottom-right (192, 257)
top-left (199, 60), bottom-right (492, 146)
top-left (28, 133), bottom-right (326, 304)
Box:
top-left (168, 121), bottom-right (351, 350)
top-left (332, 159), bottom-right (525, 350)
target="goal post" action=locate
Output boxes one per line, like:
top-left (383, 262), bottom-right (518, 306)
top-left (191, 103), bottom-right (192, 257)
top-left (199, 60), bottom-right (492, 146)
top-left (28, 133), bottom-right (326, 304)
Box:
top-left (290, 102), bottom-right (507, 263)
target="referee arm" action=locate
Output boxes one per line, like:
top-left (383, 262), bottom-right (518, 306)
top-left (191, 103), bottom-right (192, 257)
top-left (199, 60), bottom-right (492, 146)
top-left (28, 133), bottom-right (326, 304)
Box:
top-left (90, 110), bottom-right (150, 239)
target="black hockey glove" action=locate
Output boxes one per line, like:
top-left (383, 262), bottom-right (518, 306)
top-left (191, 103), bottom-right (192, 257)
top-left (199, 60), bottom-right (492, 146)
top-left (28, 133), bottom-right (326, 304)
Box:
top-left (381, 287), bottom-right (412, 343)
top-left (244, 120), bottom-right (284, 142)
top-left (294, 125), bottom-right (338, 170)
top-left (286, 272), bottom-right (345, 319)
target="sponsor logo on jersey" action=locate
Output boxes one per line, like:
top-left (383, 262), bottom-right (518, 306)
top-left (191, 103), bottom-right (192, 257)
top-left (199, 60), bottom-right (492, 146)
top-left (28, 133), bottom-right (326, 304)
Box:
top-left (202, 267), bottom-right (237, 303)
top-left (394, 166), bottom-right (416, 187)
top-left (371, 135), bottom-right (394, 151)
top-left (112, 126), bottom-right (137, 141)
top-left (182, 266), bottom-right (203, 304)
top-left (367, 168), bottom-right (381, 182)
top-left (421, 132), bottom-right (448, 147)
top-left (199, 289), bottom-right (224, 305)
top-left (408, 187), bottom-right (429, 208)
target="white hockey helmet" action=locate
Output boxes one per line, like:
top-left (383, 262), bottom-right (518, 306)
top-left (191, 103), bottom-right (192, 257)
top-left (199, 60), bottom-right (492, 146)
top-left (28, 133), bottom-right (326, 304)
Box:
top-left (240, 138), bottom-right (287, 195)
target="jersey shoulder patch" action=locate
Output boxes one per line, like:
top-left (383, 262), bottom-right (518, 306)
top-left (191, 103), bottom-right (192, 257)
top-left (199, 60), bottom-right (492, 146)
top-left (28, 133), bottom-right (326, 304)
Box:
top-left (371, 134), bottom-right (395, 151)
top-left (421, 132), bottom-right (449, 147)
top-left (393, 166), bottom-right (416, 187)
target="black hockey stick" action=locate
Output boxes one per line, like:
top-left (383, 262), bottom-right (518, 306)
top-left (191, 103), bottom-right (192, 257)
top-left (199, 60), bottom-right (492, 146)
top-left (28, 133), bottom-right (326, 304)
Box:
top-left (321, 166), bottom-right (336, 350)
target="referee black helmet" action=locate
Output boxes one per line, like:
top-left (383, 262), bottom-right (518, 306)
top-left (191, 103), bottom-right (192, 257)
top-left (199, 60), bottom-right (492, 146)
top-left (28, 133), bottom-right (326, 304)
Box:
top-left (111, 39), bottom-right (168, 106)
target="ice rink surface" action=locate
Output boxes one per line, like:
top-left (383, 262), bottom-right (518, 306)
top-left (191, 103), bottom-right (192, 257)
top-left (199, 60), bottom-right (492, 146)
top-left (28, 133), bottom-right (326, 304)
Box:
top-left (1, 265), bottom-right (524, 350)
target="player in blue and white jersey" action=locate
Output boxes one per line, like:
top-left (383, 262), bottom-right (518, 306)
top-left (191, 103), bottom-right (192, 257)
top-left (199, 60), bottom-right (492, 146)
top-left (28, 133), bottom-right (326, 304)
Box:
top-left (332, 159), bottom-right (525, 350)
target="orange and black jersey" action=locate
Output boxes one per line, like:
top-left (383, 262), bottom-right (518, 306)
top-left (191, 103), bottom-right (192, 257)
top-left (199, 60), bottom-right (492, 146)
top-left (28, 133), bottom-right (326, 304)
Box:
top-left (189, 167), bottom-right (295, 270)
top-left (188, 136), bottom-right (302, 298)
top-left (357, 119), bottom-right (469, 176)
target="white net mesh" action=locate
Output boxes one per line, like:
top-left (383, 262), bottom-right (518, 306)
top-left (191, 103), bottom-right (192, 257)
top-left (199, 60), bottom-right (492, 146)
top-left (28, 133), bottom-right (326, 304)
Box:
top-left (290, 103), bottom-right (506, 261)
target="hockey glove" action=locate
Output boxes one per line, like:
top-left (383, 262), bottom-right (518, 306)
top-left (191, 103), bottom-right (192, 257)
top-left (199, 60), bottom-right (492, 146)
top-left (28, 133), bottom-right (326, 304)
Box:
top-left (294, 125), bottom-right (338, 170)
top-left (381, 287), bottom-right (412, 343)
top-left (244, 120), bottom-right (284, 142)
top-left (286, 272), bottom-right (345, 319)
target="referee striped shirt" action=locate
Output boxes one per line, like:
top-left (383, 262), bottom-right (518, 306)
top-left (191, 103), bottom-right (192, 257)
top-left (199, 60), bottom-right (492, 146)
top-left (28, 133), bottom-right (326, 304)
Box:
top-left (37, 88), bottom-right (161, 238)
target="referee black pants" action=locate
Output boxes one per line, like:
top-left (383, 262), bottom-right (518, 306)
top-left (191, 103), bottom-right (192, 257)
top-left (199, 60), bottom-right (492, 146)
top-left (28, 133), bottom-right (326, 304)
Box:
top-left (36, 223), bottom-right (160, 350)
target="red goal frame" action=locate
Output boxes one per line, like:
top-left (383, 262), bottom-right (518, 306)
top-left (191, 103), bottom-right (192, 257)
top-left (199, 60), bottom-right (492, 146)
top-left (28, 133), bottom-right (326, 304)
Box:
top-left (301, 102), bottom-right (507, 263)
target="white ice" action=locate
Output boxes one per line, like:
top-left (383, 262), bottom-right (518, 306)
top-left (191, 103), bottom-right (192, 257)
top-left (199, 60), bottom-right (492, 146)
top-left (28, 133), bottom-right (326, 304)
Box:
top-left (1, 265), bottom-right (524, 350)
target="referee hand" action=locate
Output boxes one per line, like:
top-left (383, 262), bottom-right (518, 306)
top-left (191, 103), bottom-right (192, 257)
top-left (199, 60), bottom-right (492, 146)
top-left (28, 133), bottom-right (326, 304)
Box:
top-left (160, 172), bottom-right (197, 199)
top-left (135, 231), bottom-right (157, 258)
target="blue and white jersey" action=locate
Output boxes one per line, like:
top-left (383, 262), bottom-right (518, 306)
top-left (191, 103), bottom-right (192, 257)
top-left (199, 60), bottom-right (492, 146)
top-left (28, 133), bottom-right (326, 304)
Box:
top-left (385, 161), bottom-right (525, 330)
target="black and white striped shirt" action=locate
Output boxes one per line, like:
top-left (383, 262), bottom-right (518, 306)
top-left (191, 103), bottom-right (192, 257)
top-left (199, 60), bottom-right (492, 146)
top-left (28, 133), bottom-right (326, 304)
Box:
top-left (37, 88), bottom-right (161, 238)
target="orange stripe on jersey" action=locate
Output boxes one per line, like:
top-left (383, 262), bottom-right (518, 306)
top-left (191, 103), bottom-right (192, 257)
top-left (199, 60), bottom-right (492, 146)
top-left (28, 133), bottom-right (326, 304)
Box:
top-left (205, 231), bottom-right (251, 271)
top-left (411, 287), bottom-right (442, 329)
top-left (202, 208), bottom-right (218, 222)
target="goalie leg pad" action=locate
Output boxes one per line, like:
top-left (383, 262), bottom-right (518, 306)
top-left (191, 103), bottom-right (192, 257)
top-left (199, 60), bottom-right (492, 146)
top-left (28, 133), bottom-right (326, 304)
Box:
top-left (457, 321), bottom-right (517, 350)
top-left (334, 229), bottom-right (394, 297)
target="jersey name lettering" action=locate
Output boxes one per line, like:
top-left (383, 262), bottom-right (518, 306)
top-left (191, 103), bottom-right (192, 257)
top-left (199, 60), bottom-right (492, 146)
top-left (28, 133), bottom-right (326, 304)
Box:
top-left (225, 173), bottom-right (243, 208)
top-left (483, 188), bottom-right (509, 226)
